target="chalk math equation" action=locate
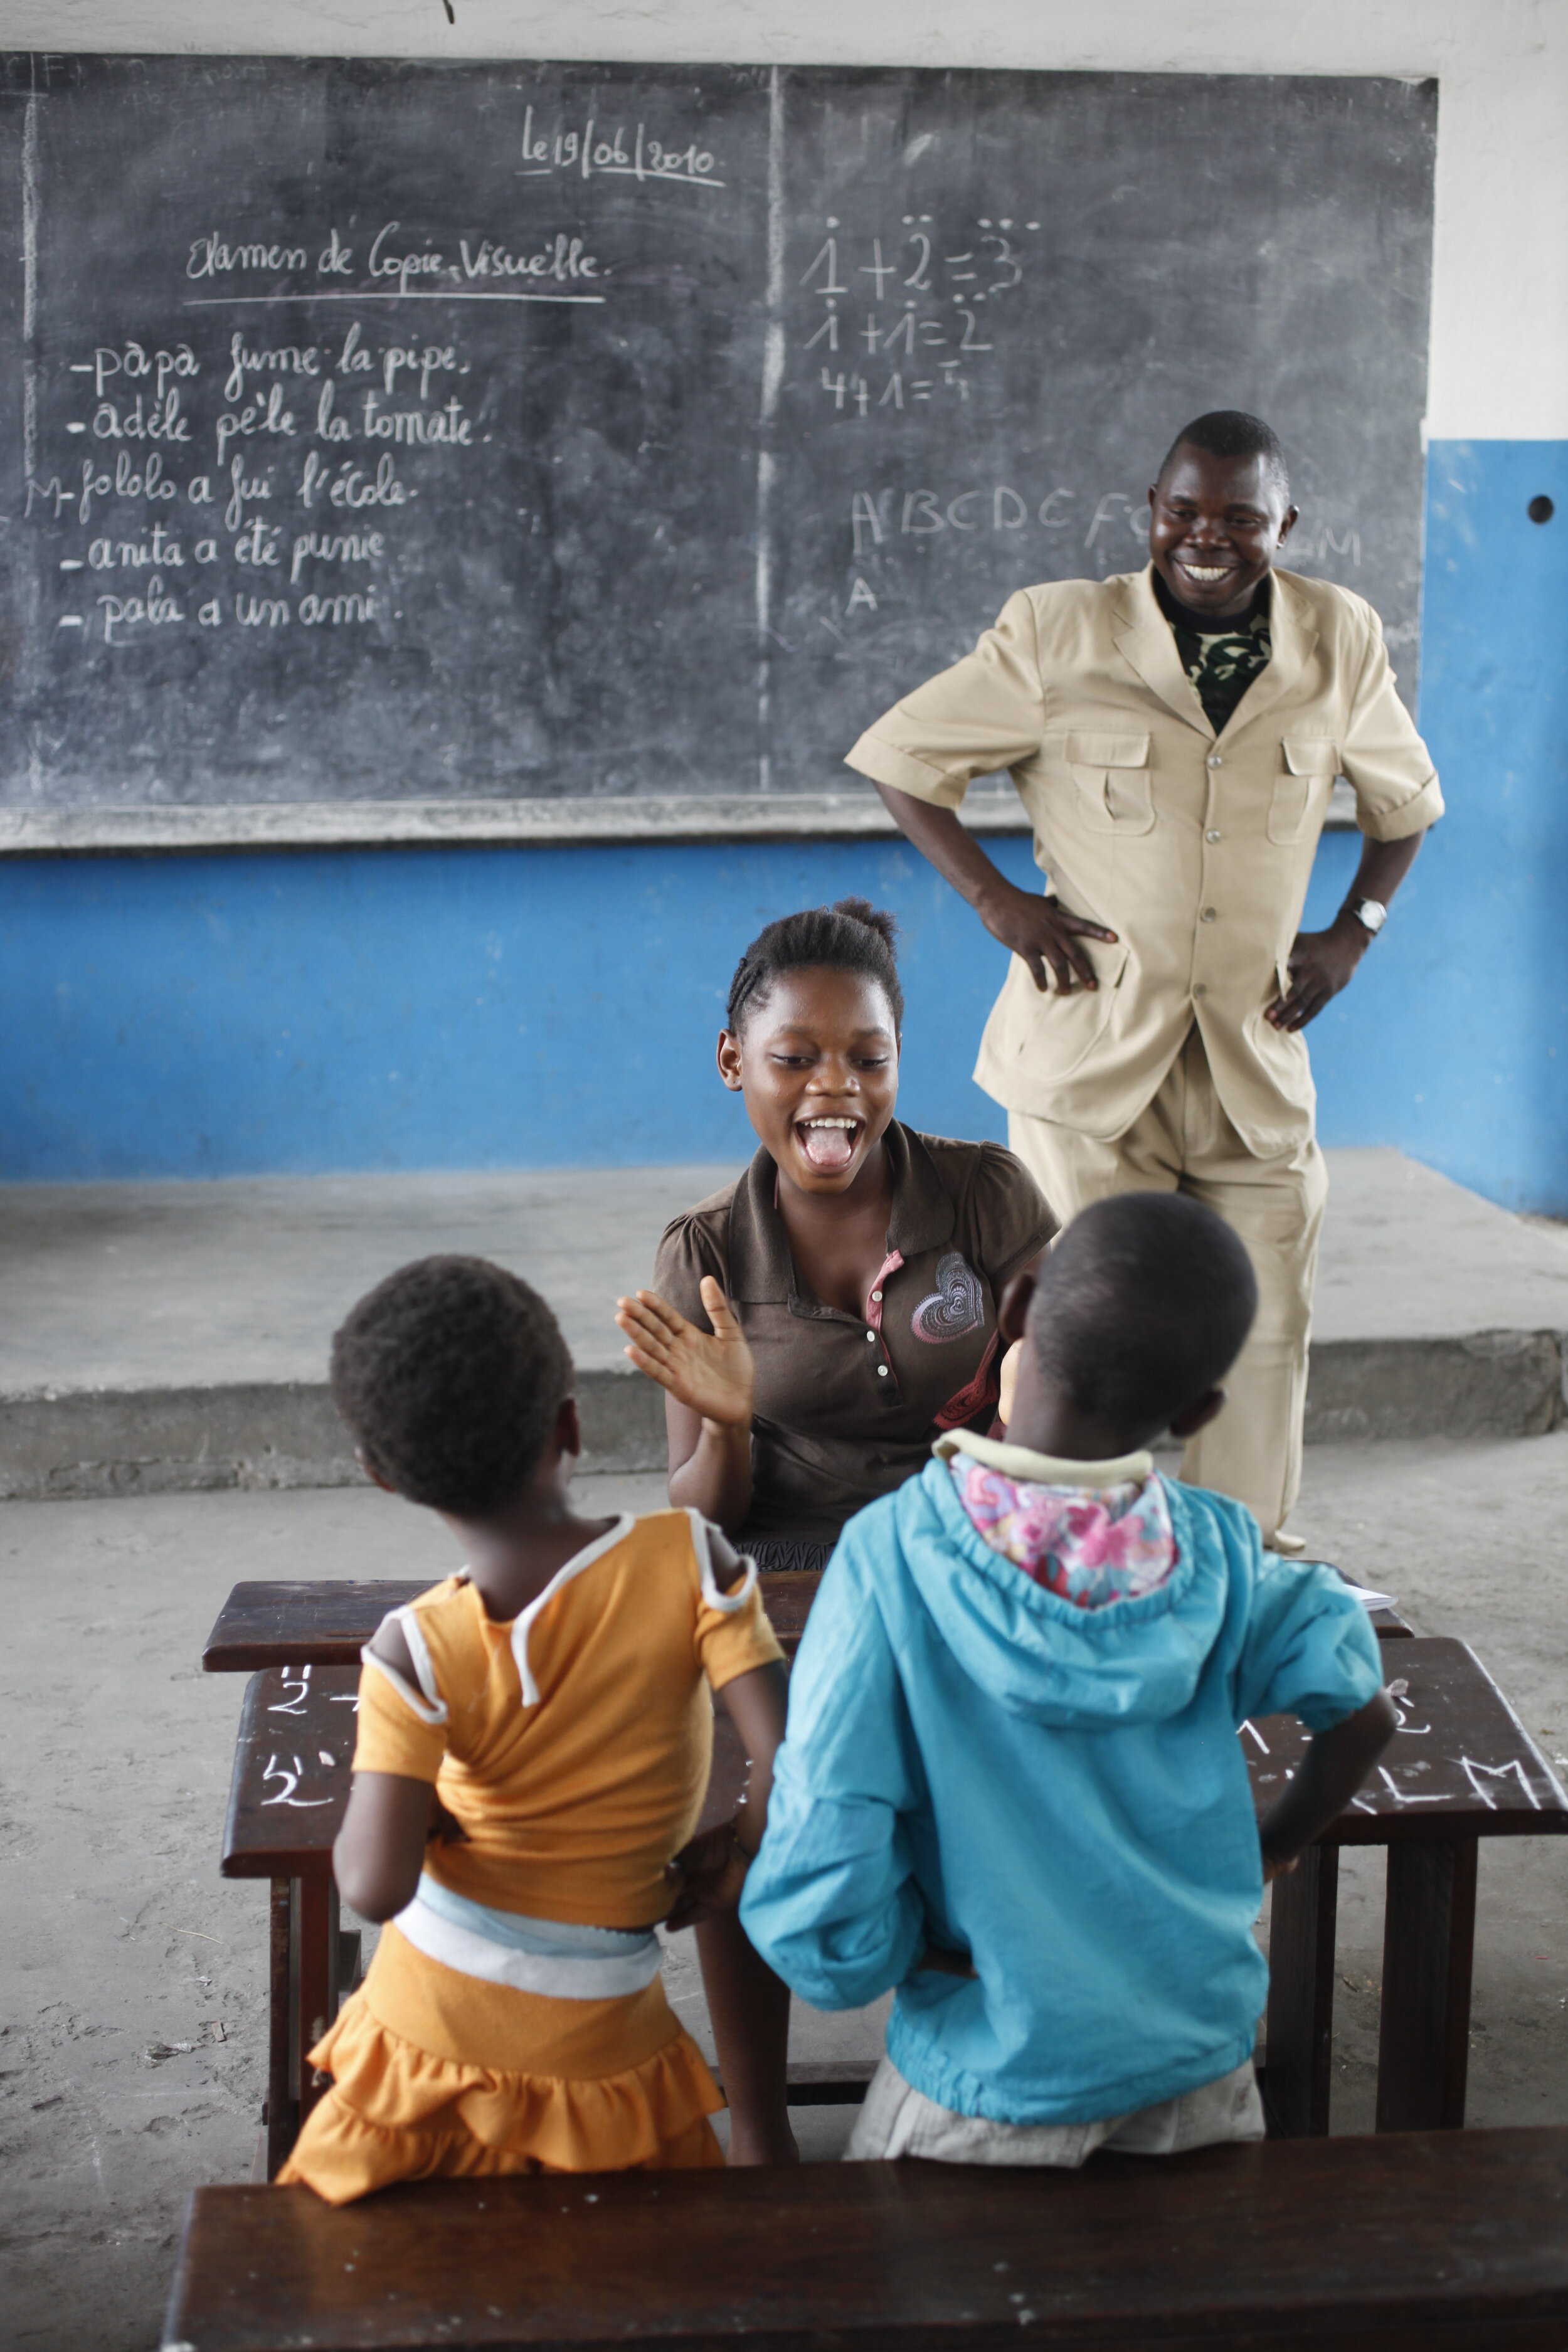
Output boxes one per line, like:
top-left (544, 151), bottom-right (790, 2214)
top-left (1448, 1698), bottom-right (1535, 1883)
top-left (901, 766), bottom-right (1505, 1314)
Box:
top-left (793, 215), bottom-right (1034, 423)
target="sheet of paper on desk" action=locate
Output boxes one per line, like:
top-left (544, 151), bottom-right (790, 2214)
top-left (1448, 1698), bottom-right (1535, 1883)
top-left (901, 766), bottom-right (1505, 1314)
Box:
top-left (1345, 1581), bottom-right (1398, 1613)
top-left (1322, 1562), bottom-right (1398, 1613)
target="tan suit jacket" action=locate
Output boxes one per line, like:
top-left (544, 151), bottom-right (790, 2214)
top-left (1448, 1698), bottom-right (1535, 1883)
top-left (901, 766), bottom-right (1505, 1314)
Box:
top-left (845, 564), bottom-right (1443, 1157)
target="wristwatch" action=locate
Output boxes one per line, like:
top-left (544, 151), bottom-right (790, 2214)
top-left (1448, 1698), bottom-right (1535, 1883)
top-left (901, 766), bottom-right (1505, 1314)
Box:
top-left (1348, 896), bottom-right (1388, 936)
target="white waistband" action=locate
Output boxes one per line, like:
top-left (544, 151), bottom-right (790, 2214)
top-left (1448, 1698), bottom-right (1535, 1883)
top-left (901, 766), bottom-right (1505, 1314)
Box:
top-left (393, 1879), bottom-right (662, 1998)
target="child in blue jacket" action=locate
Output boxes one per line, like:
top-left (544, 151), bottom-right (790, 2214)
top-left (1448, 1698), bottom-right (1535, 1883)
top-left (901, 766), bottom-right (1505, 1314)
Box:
top-left (741, 1192), bottom-right (1396, 2164)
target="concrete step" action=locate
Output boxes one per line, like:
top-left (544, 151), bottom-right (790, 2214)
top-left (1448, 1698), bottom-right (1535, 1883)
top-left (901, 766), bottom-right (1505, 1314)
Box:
top-left (1, 1149), bottom-right (1565, 1500)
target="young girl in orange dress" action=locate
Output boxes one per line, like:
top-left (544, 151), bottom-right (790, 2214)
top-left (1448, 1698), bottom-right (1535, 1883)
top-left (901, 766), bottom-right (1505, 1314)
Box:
top-left (278, 1254), bottom-right (787, 2204)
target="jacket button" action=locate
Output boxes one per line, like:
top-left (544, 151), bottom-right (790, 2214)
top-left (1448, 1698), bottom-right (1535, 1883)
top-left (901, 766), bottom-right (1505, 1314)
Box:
top-left (1201, 907), bottom-right (1217, 922)
top-left (1193, 983), bottom-right (1209, 999)
top-left (1205, 829), bottom-right (1221, 842)
top-left (866, 1330), bottom-right (877, 1342)
top-left (1207, 754), bottom-right (1222, 768)
top-left (876, 1364), bottom-right (889, 1378)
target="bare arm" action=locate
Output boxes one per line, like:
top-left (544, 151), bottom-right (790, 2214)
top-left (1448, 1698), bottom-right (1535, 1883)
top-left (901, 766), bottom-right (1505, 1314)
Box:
top-left (720, 1659), bottom-right (790, 1858)
top-left (617, 1278), bottom-right (755, 1534)
top-left (333, 1620), bottom-right (461, 1921)
top-left (1258, 1688), bottom-right (1398, 1879)
top-left (874, 780), bottom-right (1117, 995)
top-left (666, 1658), bottom-right (791, 1931)
top-left (332, 1769), bottom-right (439, 1922)
top-left (1268, 832), bottom-right (1423, 1032)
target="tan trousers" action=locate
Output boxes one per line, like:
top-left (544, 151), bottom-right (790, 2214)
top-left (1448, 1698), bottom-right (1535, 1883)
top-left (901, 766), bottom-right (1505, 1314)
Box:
top-left (1007, 1027), bottom-right (1327, 1542)
top-left (844, 2052), bottom-right (1264, 2166)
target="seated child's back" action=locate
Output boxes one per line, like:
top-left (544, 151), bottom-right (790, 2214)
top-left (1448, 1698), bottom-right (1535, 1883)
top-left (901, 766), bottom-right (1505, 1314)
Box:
top-left (741, 1195), bottom-right (1394, 2159)
top-left (280, 1256), bottom-right (787, 2203)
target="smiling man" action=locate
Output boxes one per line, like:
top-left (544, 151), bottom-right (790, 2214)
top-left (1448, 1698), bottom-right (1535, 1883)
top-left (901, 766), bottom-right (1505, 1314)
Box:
top-left (847, 411), bottom-right (1443, 1550)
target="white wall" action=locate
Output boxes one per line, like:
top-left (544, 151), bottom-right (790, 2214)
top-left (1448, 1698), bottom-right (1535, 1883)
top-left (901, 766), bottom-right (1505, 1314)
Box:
top-left (16, 1), bottom-right (1568, 441)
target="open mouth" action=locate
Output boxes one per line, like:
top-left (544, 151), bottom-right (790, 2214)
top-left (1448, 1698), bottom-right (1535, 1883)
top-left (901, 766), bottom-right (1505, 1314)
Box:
top-left (796, 1115), bottom-right (861, 1173)
top-left (1176, 561), bottom-right (1236, 587)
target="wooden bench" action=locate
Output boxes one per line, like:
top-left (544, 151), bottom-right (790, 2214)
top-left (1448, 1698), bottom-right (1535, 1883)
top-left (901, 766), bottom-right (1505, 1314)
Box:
top-left (164, 2124), bottom-right (1568, 2350)
top-left (200, 1565), bottom-right (1406, 1671)
top-left (223, 1634), bottom-right (1567, 2175)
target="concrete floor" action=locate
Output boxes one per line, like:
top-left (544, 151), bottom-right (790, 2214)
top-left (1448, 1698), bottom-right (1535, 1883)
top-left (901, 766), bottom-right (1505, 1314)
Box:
top-left (3, 1441), bottom-right (1567, 2349)
top-left (4, 1147), bottom-right (1568, 1394)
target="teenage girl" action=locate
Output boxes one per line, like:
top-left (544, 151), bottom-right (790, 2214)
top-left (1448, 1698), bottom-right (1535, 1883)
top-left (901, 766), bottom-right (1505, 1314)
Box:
top-left (614, 900), bottom-right (1056, 2166)
top-left (280, 1255), bottom-right (787, 2203)
top-left (615, 899), bottom-right (1058, 1570)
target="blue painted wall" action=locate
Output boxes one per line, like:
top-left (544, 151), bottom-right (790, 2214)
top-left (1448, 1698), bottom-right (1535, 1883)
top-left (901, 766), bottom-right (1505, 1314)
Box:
top-left (1303, 442), bottom-right (1568, 1212)
top-left (1, 440), bottom-right (1563, 1204)
top-left (0, 832), bottom-right (1041, 1179)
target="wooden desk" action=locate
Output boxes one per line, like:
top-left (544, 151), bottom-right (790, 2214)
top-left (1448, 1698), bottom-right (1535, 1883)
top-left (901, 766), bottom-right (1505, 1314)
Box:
top-left (226, 1634), bottom-right (1554, 2175)
top-left (203, 1569), bottom-right (825, 1671)
top-left (221, 1664), bottom-right (362, 2176)
top-left (1258, 1636), bottom-right (1568, 2137)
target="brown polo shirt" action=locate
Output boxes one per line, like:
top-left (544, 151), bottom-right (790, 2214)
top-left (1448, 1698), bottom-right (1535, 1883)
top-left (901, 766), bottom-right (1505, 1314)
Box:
top-left (652, 1123), bottom-right (1057, 1545)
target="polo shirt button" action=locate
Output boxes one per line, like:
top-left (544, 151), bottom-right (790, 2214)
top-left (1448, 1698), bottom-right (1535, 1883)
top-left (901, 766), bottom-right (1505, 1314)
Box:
top-left (1200, 907), bottom-right (1217, 923)
top-left (1205, 829), bottom-right (1221, 842)
top-left (876, 1364), bottom-right (889, 1377)
top-left (866, 1329), bottom-right (877, 1342)
top-left (1193, 983), bottom-right (1209, 998)
top-left (1207, 754), bottom-right (1222, 768)
top-left (871, 1290), bottom-right (882, 1302)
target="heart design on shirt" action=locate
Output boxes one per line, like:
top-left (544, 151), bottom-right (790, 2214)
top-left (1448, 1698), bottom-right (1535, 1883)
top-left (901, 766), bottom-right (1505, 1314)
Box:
top-left (911, 1251), bottom-right (985, 1344)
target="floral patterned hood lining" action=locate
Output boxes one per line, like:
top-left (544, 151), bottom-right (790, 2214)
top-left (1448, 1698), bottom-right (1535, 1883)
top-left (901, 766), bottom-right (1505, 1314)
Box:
top-left (938, 1431), bottom-right (1178, 1610)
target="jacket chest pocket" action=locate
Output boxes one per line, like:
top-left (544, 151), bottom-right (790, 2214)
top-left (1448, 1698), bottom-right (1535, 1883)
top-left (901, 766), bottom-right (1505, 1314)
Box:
top-left (1269, 738), bottom-right (1338, 844)
top-left (1066, 730), bottom-right (1154, 836)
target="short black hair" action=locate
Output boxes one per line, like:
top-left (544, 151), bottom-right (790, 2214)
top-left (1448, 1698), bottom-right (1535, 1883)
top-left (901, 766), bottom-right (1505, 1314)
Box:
top-left (1157, 410), bottom-right (1290, 502)
top-left (726, 897), bottom-right (904, 1034)
top-left (1027, 1194), bottom-right (1258, 1438)
top-left (331, 1255), bottom-right (573, 1515)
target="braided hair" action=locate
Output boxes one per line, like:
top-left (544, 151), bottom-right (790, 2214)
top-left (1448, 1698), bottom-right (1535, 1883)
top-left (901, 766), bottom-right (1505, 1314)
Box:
top-left (726, 898), bottom-right (904, 1035)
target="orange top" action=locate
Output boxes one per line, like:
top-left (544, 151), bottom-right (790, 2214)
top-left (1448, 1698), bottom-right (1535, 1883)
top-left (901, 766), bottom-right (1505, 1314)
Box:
top-left (352, 1508), bottom-right (783, 1928)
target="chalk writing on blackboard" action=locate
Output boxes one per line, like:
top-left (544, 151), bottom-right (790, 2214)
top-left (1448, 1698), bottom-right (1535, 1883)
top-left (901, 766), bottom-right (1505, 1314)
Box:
top-left (1, 56), bottom-right (1436, 827)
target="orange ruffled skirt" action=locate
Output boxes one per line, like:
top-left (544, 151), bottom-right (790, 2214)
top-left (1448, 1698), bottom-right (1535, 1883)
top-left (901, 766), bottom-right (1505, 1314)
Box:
top-left (278, 1922), bottom-right (725, 2205)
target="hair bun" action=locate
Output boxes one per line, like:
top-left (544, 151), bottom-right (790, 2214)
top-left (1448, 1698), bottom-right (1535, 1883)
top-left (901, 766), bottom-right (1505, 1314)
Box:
top-left (830, 897), bottom-right (900, 955)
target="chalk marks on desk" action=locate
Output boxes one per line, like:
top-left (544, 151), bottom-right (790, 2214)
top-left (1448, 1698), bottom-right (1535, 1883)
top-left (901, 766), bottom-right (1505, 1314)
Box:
top-left (261, 1754), bottom-right (334, 1808)
top-left (1461, 1757), bottom-right (1545, 1813)
top-left (268, 1663), bottom-right (359, 1719)
top-left (1246, 1656), bottom-right (1567, 1823)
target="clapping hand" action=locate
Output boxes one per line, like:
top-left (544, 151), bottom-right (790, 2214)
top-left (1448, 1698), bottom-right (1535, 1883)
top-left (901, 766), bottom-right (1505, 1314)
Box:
top-left (615, 1276), bottom-right (756, 1428)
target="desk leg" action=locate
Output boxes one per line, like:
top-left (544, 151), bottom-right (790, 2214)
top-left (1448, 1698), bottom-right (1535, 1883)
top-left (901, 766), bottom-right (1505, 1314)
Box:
top-left (265, 1878), bottom-right (293, 2180)
top-left (1264, 1844), bottom-right (1338, 2137)
top-left (295, 1877), bottom-right (340, 2134)
top-left (1376, 1835), bottom-right (1477, 2132)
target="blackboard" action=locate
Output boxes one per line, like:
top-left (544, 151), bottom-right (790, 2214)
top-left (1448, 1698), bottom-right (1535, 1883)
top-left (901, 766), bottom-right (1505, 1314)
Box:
top-left (0, 56), bottom-right (1435, 849)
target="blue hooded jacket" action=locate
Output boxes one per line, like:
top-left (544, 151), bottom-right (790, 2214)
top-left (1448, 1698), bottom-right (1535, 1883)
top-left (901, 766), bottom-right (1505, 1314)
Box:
top-left (741, 1456), bottom-right (1383, 2124)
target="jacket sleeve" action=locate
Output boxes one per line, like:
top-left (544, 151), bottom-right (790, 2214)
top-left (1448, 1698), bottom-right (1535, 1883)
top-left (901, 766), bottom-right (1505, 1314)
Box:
top-left (739, 1533), bottom-right (928, 2010)
top-left (1338, 609), bottom-right (1445, 841)
top-left (842, 590), bottom-right (1046, 809)
top-left (1232, 1557), bottom-right (1385, 1734)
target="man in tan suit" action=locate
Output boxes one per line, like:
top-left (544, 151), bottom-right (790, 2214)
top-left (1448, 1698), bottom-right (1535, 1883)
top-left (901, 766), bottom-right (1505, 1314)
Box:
top-left (847, 411), bottom-right (1442, 1549)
